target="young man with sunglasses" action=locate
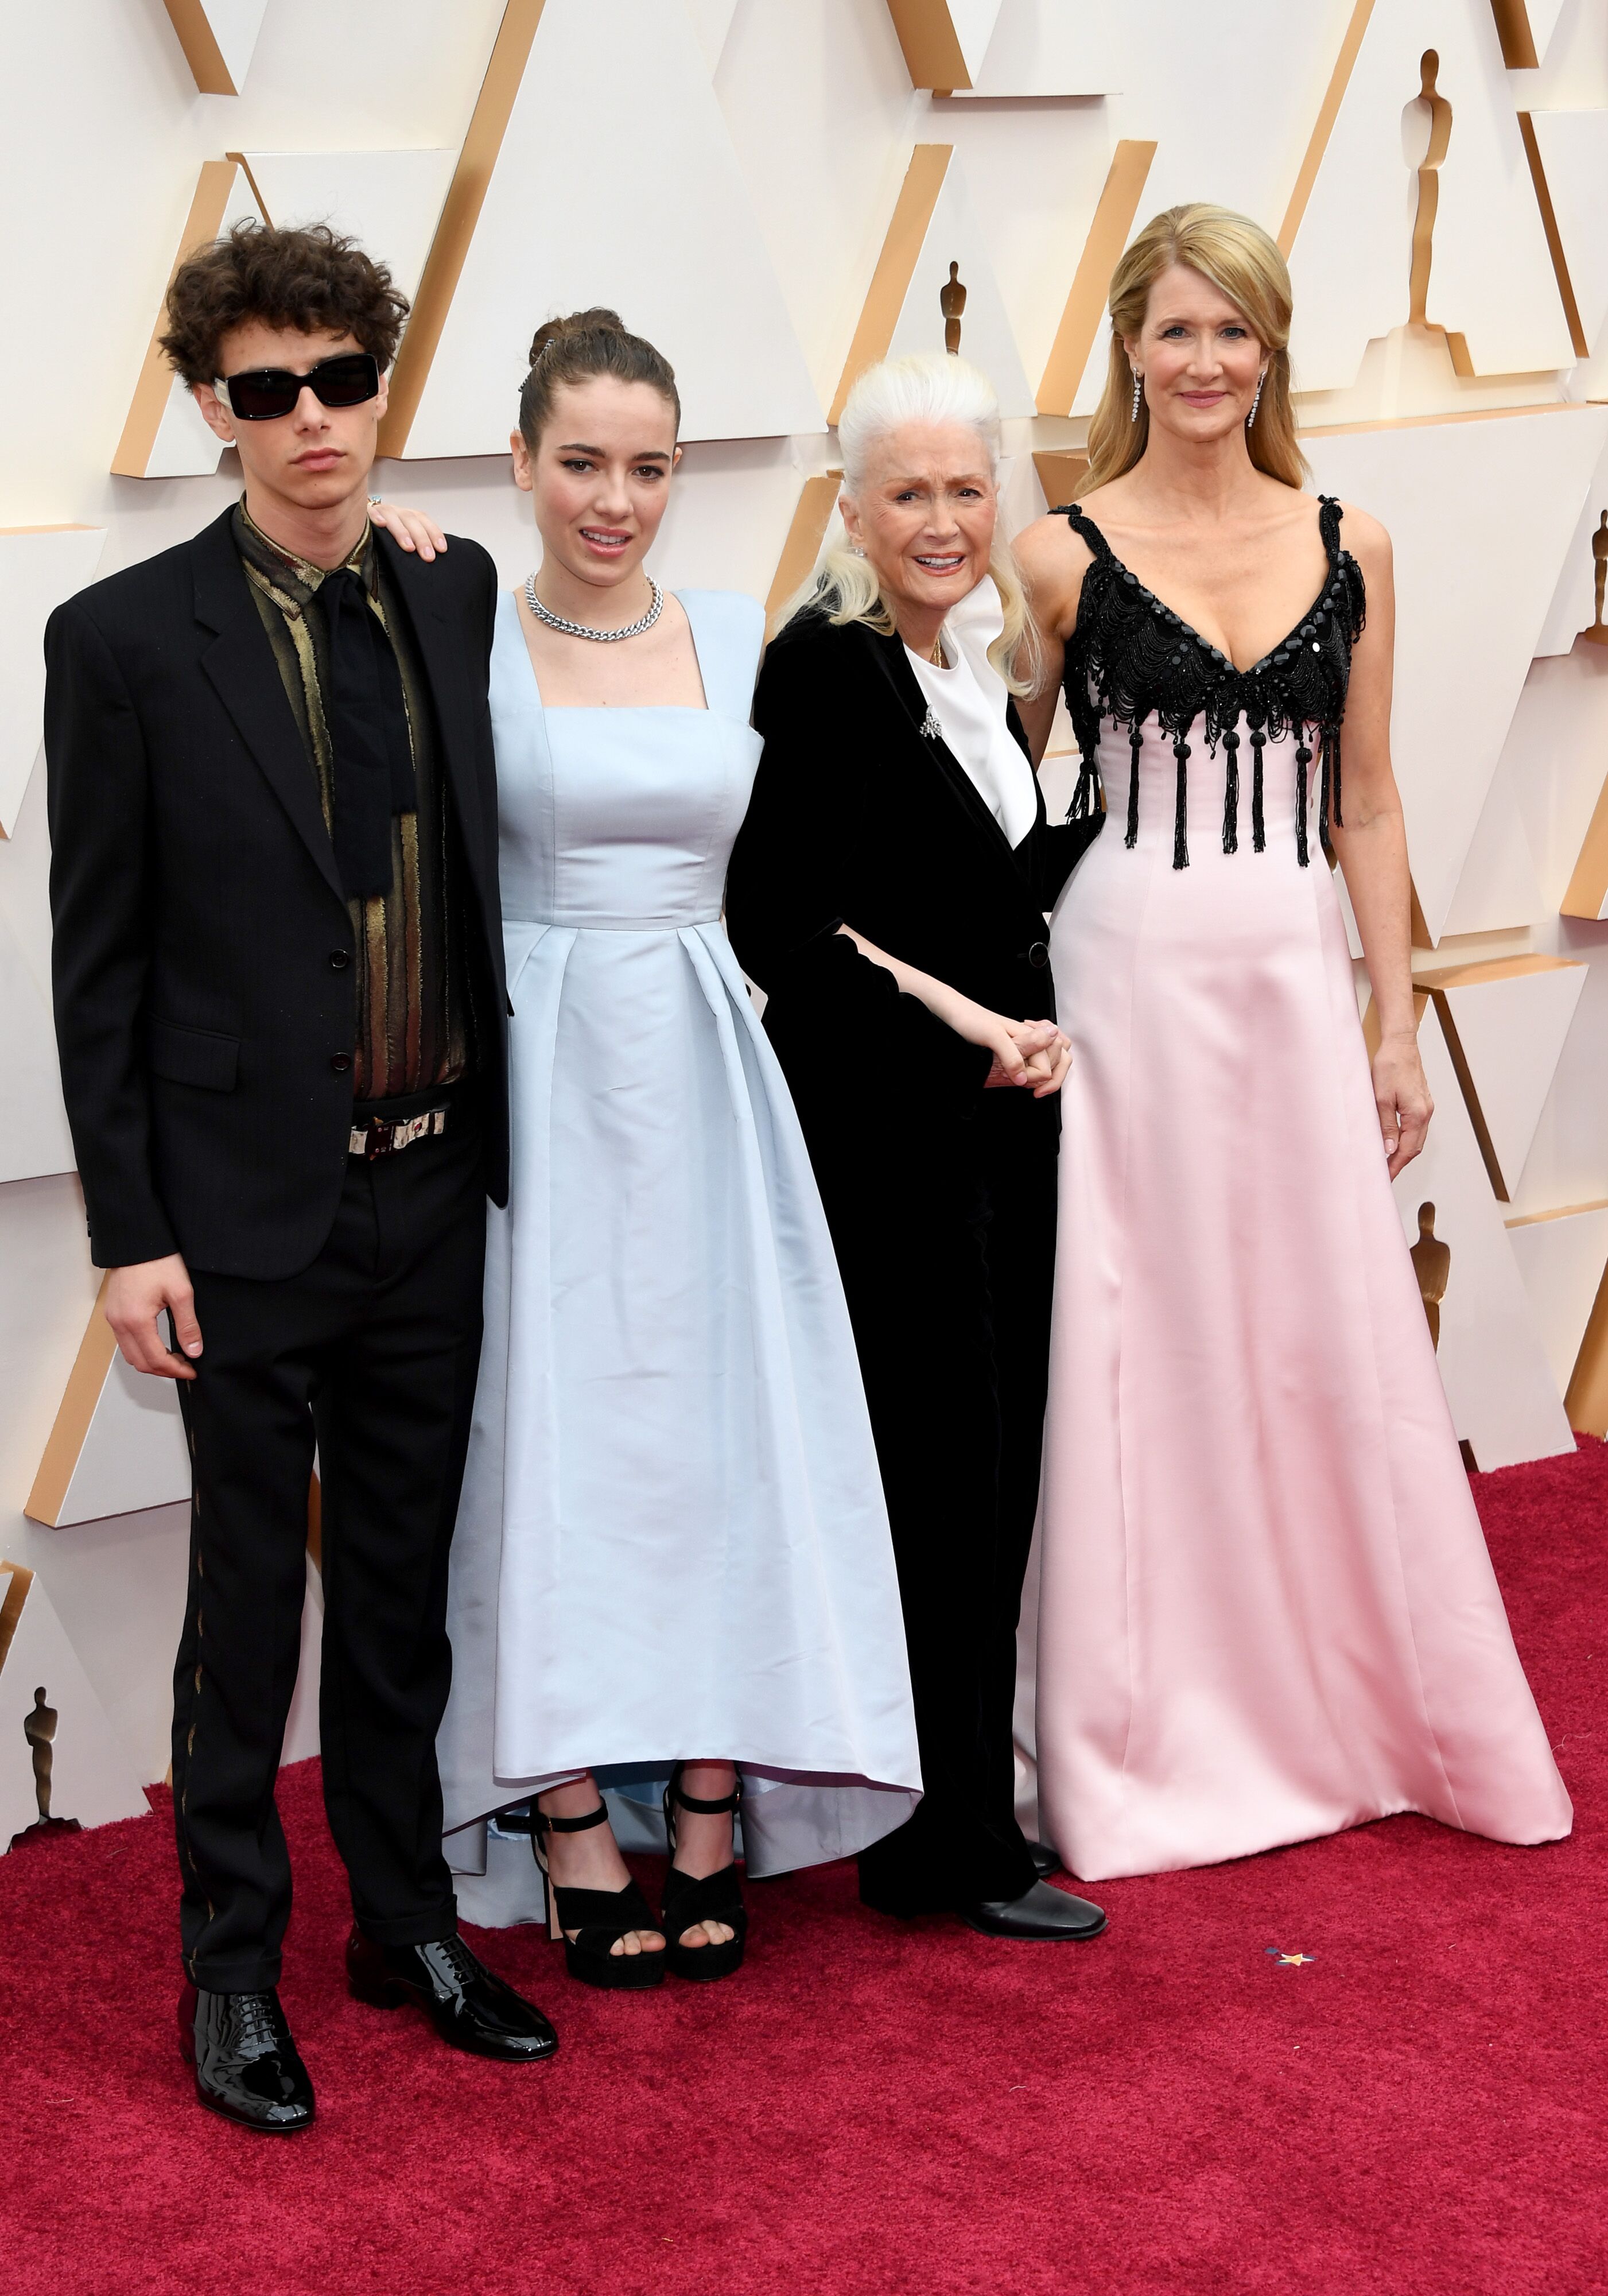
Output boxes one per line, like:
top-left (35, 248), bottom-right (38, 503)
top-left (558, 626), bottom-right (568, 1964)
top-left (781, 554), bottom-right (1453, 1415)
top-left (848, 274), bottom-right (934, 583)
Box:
top-left (44, 222), bottom-right (557, 2132)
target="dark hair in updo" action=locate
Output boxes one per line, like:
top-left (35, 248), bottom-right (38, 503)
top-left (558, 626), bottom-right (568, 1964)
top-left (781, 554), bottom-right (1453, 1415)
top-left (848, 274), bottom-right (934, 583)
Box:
top-left (518, 308), bottom-right (681, 449)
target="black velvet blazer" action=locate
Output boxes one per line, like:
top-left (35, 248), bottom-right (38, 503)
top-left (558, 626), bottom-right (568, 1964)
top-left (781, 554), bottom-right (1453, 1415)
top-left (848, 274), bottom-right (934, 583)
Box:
top-left (725, 607), bottom-right (1103, 1153)
top-left (44, 507), bottom-right (509, 1278)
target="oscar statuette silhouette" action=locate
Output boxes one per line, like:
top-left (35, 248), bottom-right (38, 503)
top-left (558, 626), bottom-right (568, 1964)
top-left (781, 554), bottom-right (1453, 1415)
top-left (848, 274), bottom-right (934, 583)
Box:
top-left (941, 262), bottom-right (966, 356)
top-left (10, 1685), bottom-right (81, 1850)
top-left (1411, 1203), bottom-right (1451, 1352)
top-left (1584, 511), bottom-right (1608, 649)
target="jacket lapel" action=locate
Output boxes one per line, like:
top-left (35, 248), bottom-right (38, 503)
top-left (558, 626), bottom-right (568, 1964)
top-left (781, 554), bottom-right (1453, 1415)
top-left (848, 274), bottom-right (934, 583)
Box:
top-left (378, 532), bottom-right (487, 864)
top-left (192, 509), bottom-right (346, 905)
top-left (867, 628), bottom-right (1044, 913)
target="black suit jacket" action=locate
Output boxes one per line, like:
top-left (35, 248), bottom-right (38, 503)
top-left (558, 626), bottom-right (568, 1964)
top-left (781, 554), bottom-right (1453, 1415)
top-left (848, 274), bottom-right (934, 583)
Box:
top-left (44, 506), bottom-right (509, 1279)
top-left (725, 607), bottom-right (1102, 1154)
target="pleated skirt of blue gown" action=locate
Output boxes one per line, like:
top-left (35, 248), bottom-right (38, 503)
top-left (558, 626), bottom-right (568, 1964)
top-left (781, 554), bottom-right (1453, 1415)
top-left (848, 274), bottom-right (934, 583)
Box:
top-left (440, 589), bottom-right (922, 1923)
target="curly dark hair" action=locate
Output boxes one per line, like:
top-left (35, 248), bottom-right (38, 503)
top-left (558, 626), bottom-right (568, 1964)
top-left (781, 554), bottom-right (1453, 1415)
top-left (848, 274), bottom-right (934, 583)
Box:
top-left (160, 219), bottom-right (410, 387)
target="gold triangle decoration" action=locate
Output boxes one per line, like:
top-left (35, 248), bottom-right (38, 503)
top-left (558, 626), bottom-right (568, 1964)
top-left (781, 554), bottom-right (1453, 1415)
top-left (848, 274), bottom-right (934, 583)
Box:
top-left (829, 145), bottom-right (953, 426)
top-left (1036, 142), bottom-right (1158, 420)
top-left (1278, 0), bottom-right (1377, 257)
top-left (111, 160), bottom-right (266, 479)
top-left (378, 0), bottom-right (549, 459)
top-left (161, 0), bottom-right (269, 98)
top-left (766, 472), bottom-right (844, 631)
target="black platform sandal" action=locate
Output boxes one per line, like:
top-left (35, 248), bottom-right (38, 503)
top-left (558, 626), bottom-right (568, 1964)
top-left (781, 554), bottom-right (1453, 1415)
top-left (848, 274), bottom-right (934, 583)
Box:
top-left (531, 1802), bottom-right (665, 1991)
top-left (661, 1766), bottom-right (747, 1983)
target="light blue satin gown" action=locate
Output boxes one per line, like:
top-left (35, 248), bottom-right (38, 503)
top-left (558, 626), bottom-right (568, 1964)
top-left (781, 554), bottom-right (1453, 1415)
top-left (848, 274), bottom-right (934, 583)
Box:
top-left (440, 589), bottom-right (921, 1923)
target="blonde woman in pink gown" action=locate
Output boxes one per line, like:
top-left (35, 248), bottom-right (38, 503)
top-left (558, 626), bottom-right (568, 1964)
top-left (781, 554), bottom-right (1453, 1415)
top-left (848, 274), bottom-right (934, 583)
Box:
top-left (1015, 204), bottom-right (1571, 1883)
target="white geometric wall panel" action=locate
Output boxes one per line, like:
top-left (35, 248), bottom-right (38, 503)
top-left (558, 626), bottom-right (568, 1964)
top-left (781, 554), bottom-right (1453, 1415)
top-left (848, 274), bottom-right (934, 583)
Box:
top-left (0, 1564), bottom-right (149, 1848)
top-left (161, 0), bottom-right (270, 97)
top-left (0, 910), bottom-right (74, 1185)
top-left (1287, 0), bottom-right (1576, 393)
top-left (239, 150), bottom-right (457, 312)
top-left (1306, 406), bottom-right (1608, 944)
top-left (1440, 752), bottom-right (1548, 936)
top-left (1506, 1202), bottom-right (1608, 1401)
top-left (0, 527), bottom-right (106, 838)
top-left (935, 1), bottom-right (1122, 96)
top-left (1393, 1002), bottom-right (1575, 1469)
top-left (1525, 109), bottom-right (1608, 354)
top-left (113, 161), bottom-right (267, 480)
top-left (683, 0), bottom-right (740, 74)
top-left (1505, 0), bottom-right (1579, 73)
top-left (396, 0), bottom-right (824, 453)
top-left (1431, 956), bottom-right (1588, 1198)
top-left (1504, 643), bottom-right (1608, 911)
top-left (26, 1290), bottom-right (190, 1529)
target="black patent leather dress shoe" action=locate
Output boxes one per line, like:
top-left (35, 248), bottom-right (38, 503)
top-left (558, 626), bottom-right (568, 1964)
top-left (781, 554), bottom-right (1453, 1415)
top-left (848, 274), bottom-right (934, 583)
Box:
top-left (1026, 1840), bottom-right (1062, 1882)
top-left (346, 1926), bottom-right (558, 2061)
top-left (960, 1880), bottom-right (1107, 1940)
top-left (179, 1981), bottom-right (316, 2132)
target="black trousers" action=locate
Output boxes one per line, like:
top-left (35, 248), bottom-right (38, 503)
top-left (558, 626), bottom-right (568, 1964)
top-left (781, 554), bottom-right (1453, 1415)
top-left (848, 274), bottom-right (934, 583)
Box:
top-left (816, 1092), bottom-right (1055, 1914)
top-left (172, 1110), bottom-right (486, 1992)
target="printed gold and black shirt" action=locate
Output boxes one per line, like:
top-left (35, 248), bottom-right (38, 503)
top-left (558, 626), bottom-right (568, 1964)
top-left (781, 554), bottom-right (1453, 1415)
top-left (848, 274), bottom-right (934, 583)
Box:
top-left (233, 502), bottom-right (471, 1102)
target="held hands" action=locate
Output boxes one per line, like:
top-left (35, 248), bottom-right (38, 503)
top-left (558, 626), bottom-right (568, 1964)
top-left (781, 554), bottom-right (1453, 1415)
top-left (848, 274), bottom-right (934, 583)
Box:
top-left (944, 998), bottom-right (1073, 1100)
top-left (367, 501), bottom-right (448, 561)
top-left (1372, 1035), bottom-right (1433, 1178)
top-left (104, 1254), bottom-right (203, 1380)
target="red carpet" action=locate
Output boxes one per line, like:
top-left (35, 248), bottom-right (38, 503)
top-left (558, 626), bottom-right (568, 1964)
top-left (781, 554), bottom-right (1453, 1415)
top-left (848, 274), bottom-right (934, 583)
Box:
top-left (4, 1444), bottom-right (1604, 2296)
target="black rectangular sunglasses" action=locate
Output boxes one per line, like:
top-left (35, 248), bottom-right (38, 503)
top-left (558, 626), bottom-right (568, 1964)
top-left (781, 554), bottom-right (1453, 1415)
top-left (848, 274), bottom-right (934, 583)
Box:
top-left (215, 351), bottom-right (381, 421)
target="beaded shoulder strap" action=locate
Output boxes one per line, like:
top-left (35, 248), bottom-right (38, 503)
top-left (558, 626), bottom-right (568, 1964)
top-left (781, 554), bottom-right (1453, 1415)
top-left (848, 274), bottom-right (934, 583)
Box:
top-left (1047, 505), bottom-right (1114, 829)
top-left (1055, 501), bottom-right (1112, 557)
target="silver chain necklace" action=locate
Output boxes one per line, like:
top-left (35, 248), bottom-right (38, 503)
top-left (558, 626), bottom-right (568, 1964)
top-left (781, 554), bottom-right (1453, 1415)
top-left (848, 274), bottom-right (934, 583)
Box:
top-left (523, 571), bottom-right (663, 642)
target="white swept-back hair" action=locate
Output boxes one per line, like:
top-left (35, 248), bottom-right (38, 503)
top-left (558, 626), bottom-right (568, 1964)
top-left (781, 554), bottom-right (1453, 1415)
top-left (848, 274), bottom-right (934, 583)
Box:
top-left (778, 350), bottom-right (1039, 696)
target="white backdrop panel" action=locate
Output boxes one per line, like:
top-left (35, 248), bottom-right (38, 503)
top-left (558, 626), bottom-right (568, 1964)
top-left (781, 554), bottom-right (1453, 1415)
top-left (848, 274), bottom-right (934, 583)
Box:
top-left (403, 0), bottom-right (824, 453)
top-left (1306, 407), bottom-right (1608, 943)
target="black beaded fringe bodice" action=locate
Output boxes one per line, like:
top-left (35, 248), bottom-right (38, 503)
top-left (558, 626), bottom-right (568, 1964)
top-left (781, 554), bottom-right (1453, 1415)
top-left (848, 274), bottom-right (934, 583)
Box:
top-left (1057, 495), bottom-right (1366, 868)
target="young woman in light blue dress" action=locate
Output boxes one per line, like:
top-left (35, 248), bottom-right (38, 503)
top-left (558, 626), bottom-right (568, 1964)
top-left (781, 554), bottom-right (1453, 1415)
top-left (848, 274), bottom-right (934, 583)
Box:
top-left (377, 309), bottom-right (919, 1991)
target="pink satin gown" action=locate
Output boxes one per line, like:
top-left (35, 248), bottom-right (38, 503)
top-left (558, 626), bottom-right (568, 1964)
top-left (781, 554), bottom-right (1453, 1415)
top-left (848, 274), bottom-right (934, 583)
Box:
top-left (1031, 500), bottom-right (1572, 1882)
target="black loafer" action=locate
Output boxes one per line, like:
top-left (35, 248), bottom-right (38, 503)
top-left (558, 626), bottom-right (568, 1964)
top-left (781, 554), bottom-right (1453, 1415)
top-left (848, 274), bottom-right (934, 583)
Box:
top-left (179, 1981), bottom-right (316, 2132)
top-left (960, 1880), bottom-right (1107, 1940)
top-left (346, 1926), bottom-right (558, 2061)
top-left (1026, 1840), bottom-right (1062, 1882)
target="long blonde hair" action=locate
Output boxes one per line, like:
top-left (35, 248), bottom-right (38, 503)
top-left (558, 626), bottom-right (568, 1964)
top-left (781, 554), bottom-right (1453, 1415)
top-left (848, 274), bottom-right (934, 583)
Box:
top-left (777, 350), bottom-right (1039, 696)
top-left (1081, 203), bottom-right (1308, 495)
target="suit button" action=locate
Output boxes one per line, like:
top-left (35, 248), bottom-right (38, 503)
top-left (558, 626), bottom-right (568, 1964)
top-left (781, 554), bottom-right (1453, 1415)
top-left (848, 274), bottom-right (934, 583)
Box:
top-left (328, 949), bottom-right (350, 971)
top-left (330, 1053), bottom-right (352, 1075)
top-left (1028, 941), bottom-right (1050, 968)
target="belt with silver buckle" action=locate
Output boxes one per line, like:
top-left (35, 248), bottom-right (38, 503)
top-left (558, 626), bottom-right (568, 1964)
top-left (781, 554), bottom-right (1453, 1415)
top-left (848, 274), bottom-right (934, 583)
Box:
top-left (349, 1105), bottom-right (450, 1160)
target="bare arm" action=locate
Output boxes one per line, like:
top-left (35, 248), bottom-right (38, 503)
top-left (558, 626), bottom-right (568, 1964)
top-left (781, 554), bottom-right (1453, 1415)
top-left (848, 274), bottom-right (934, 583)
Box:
top-left (837, 927), bottom-right (1071, 1098)
top-left (1325, 511), bottom-right (1432, 1177)
top-left (1013, 514), bottom-right (1093, 767)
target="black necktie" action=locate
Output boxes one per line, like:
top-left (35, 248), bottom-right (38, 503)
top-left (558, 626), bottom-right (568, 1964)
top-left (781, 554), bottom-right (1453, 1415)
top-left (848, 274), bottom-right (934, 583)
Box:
top-left (321, 566), bottom-right (418, 899)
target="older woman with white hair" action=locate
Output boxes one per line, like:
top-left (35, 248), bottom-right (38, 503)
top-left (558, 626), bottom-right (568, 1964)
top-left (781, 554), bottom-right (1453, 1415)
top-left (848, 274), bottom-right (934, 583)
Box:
top-left (725, 353), bottom-right (1107, 1941)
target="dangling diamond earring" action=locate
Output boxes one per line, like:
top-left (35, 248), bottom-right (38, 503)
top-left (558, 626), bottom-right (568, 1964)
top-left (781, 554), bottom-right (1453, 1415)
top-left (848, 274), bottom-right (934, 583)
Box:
top-left (1131, 368), bottom-right (1143, 423)
top-left (1247, 369), bottom-right (1266, 428)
